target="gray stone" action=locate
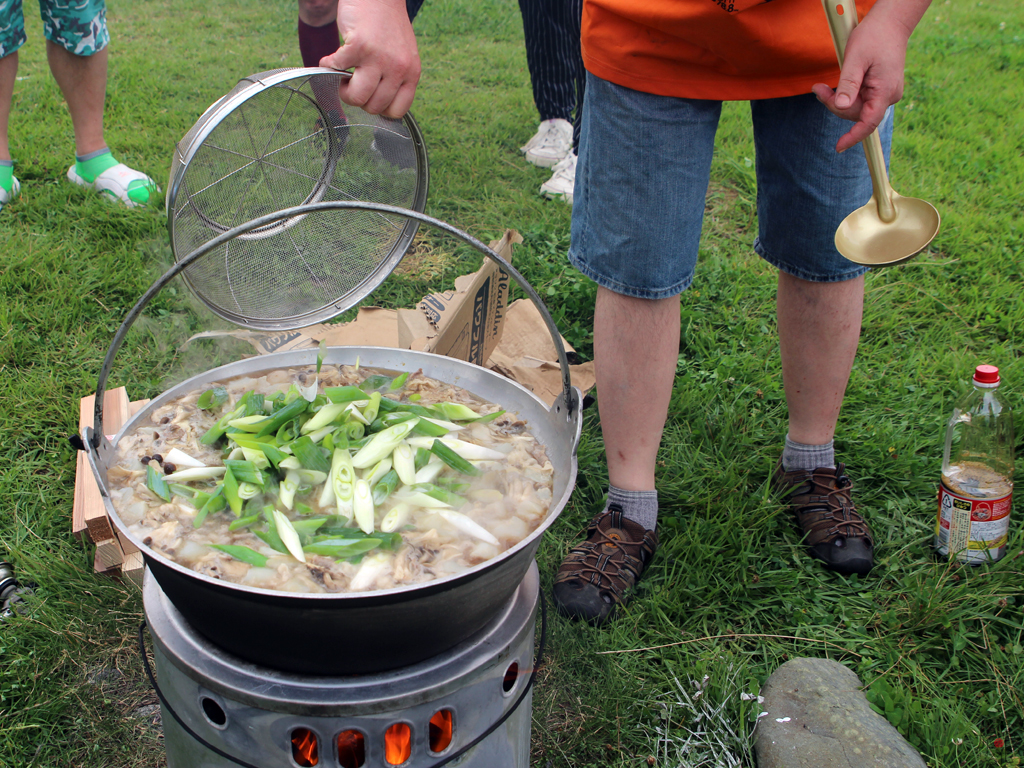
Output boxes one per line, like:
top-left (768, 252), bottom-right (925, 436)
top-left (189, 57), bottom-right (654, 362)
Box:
top-left (755, 658), bottom-right (925, 768)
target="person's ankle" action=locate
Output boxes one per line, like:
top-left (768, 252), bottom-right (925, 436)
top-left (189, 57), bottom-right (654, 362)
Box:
top-left (0, 160), bottom-right (13, 193)
top-left (781, 434), bottom-right (835, 472)
top-left (604, 485), bottom-right (658, 531)
top-left (74, 147), bottom-right (118, 184)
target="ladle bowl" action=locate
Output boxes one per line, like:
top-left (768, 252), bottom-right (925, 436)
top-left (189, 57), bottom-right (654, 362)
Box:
top-left (823, 0), bottom-right (940, 266)
top-left (835, 180), bottom-right (942, 267)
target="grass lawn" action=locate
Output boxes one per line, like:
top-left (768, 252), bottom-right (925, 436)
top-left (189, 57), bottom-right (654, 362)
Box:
top-left (1, 0), bottom-right (1022, 766)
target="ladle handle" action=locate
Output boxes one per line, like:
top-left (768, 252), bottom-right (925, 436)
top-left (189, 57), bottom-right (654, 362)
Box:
top-left (821, 0), bottom-right (897, 224)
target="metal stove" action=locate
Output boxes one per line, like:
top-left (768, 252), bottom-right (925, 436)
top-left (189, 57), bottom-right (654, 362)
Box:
top-left (142, 561), bottom-right (542, 768)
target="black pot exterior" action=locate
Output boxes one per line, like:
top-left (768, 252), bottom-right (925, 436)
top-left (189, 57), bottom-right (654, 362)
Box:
top-left (145, 537), bottom-right (539, 674)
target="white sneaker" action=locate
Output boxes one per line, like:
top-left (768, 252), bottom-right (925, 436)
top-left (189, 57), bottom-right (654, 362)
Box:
top-left (520, 118), bottom-right (573, 168)
top-left (540, 152), bottom-right (576, 204)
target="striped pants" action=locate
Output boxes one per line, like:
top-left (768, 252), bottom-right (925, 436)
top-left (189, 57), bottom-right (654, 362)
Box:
top-left (518, 0), bottom-right (584, 149)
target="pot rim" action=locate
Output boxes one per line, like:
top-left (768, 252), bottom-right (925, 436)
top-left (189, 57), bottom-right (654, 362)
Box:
top-left (89, 346), bottom-right (581, 603)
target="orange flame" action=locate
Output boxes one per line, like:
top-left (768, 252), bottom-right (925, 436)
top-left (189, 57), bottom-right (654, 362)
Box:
top-left (428, 709), bottom-right (454, 753)
top-left (291, 728), bottom-right (319, 766)
top-left (384, 722), bottom-right (412, 765)
top-left (337, 730), bottom-right (366, 768)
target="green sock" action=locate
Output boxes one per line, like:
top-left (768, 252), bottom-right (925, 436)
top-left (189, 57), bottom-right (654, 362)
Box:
top-left (74, 148), bottom-right (119, 184)
top-left (0, 161), bottom-right (12, 194)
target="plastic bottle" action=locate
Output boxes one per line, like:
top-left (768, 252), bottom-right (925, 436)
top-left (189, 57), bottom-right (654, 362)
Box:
top-left (936, 365), bottom-right (1014, 563)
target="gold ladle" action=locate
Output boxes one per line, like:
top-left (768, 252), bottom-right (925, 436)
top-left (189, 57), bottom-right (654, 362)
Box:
top-left (822, 0), bottom-right (940, 266)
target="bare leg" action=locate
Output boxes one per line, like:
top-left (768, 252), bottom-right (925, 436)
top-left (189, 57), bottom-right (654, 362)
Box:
top-left (777, 271), bottom-right (864, 444)
top-left (594, 286), bottom-right (680, 491)
top-left (298, 0), bottom-right (337, 26)
top-left (0, 52), bottom-right (17, 161)
top-left (46, 41), bottom-right (107, 156)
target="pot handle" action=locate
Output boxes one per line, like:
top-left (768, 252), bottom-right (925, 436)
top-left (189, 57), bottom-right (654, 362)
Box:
top-left (90, 202), bottom-right (580, 447)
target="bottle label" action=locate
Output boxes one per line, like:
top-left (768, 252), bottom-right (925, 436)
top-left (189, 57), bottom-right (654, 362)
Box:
top-left (936, 484), bottom-right (1012, 562)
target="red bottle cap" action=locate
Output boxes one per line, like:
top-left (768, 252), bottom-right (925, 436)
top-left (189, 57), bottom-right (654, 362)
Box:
top-left (974, 365), bottom-right (1000, 384)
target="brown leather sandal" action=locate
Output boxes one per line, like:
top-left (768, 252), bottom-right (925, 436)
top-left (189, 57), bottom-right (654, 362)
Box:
top-left (552, 506), bottom-right (658, 625)
top-left (774, 462), bottom-right (874, 576)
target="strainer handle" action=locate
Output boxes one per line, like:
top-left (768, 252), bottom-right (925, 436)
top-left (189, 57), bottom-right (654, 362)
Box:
top-left (91, 202), bottom-right (578, 444)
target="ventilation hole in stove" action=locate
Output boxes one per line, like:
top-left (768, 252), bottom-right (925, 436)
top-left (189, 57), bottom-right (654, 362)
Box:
top-left (428, 709), bottom-right (454, 753)
top-left (502, 661), bottom-right (520, 694)
top-left (384, 722), bottom-right (412, 765)
top-left (291, 727), bottom-right (319, 766)
top-left (200, 696), bottom-right (227, 727)
top-left (336, 729), bottom-right (366, 768)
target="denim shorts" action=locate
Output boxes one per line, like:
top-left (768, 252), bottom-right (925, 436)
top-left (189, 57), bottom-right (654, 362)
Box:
top-left (569, 73), bottom-right (894, 299)
top-left (0, 0), bottom-right (109, 59)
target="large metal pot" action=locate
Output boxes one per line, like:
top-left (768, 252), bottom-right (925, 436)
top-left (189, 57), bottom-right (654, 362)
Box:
top-left (84, 204), bottom-right (582, 675)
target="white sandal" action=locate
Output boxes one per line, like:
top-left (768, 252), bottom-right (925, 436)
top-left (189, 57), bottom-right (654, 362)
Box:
top-left (0, 175), bottom-right (19, 212)
top-left (67, 162), bottom-right (160, 207)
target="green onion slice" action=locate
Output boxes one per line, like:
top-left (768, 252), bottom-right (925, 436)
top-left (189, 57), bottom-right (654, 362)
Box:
top-left (146, 464), bottom-right (172, 502)
top-left (211, 544), bottom-right (268, 567)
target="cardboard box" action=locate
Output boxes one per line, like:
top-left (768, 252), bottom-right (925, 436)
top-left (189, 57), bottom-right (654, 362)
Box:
top-left (397, 230), bottom-right (517, 366)
top-left (487, 299), bottom-right (595, 406)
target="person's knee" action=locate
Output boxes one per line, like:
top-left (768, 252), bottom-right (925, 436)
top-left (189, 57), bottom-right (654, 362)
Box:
top-left (298, 0), bottom-right (337, 27)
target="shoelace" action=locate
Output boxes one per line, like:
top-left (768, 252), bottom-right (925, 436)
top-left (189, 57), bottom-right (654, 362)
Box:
top-left (802, 474), bottom-right (870, 538)
top-left (567, 541), bottom-right (644, 591)
top-left (549, 155), bottom-right (576, 180)
top-left (567, 524), bottom-right (648, 582)
top-left (534, 125), bottom-right (570, 151)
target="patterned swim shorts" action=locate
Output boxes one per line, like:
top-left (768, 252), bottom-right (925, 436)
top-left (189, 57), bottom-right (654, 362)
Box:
top-left (0, 0), bottom-right (109, 59)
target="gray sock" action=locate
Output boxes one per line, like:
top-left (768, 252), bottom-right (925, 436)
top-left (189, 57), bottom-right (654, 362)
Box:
top-left (604, 485), bottom-right (658, 531)
top-left (781, 435), bottom-right (835, 472)
top-left (75, 146), bottom-right (111, 163)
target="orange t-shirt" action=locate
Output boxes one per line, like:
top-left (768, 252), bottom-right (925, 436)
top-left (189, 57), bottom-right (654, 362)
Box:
top-left (582, 0), bottom-right (878, 101)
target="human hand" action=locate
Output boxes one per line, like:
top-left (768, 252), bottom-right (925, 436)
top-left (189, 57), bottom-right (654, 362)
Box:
top-left (319, 0), bottom-right (421, 119)
top-left (812, 0), bottom-right (929, 152)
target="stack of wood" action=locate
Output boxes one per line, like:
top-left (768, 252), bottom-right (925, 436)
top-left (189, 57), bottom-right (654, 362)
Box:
top-left (73, 388), bottom-right (148, 587)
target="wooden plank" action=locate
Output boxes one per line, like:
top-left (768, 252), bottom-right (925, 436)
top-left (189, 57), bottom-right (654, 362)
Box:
top-left (94, 536), bottom-right (125, 571)
top-left (128, 398), bottom-right (151, 417)
top-left (93, 548), bottom-right (119, 575)
top-left (117, 529), bottom-right (140, 556)
top-left (85, 508), bottom-right (115, 544)
top-left (72, 452), bottom-right (90, 541)
top-left (74, 391), bottom-right (152, 575)
top-left (72, 388), bottom-right (131, 541)
top-left (121, 552), bottom-right (146, 590)
top-left (77, 387), bottom-right (132, 438)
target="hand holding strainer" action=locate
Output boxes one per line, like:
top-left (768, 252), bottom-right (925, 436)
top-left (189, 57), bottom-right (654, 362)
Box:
top-left (167, 68), bottom-right (429, 330)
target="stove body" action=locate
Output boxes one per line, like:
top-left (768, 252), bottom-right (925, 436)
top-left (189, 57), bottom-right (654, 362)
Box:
top-left (143, 563), bottom-right (540, 768)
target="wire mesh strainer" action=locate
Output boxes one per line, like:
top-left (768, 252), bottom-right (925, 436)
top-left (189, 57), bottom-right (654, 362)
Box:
top-left (167, 68), bottom-right (428, 330)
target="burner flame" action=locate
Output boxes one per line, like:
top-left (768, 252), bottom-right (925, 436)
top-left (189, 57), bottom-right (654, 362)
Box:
top-left (384, 722), bottom-right (412, 765)
top-left (337, 730), bottom-right (366, 768)
top-left (291, 728), bottom-right (319, 766)
top-left (429, 709), bottom-right (454, 753)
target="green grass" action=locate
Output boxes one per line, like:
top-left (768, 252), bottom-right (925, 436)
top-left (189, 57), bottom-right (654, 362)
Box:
top-left (1, 0), bottom-right (1023, 766)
